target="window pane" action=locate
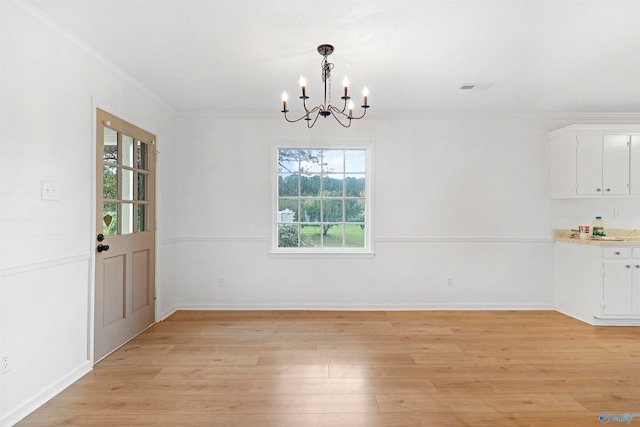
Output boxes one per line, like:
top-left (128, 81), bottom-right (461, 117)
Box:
top-left (137, 204), bottom-right (146, 232)
top-left (121, 169), bottom-right (134, 201)
top-left (345, 150), bottom-right (365, 172)
top-left (277, 199), bottom-right (298, 223)
top-left (137, 172), bottom-right (147, 201)
top-left (345, 224), bottom-right (365, 248)
top-left (278, 224), bottom-right (299, 247)
top-left (122, 202), bottom-right (134, 234)
top-left (346, 174), bottom-right (365, 197)
top-left (300, 199), bottom-right (320, 222)
top-left (300, 150), bottom-right (322, 173)
top-left (103, 202), bottom-right (117, 235)
top-left (323, 174), bottom-right (344, 197)
top-left (278, 149), bottom-right (299, 173)
top-left (137, 140), bottom-right (148, 170)
top-left (323, 224), bottom-right (344, 248)
top-left (103, 165), bottom-right (118, 200)
top-left (103, 127), bottom-right (118, 163)
top-left (323, 150), bottom-right (344, 173)
top-left (122, 134), bottom-right (134, 167)
top-left (278, 173), bottom-right (298, 197)
top-left (300, 174), bottom-right (321, 197)
top-left (300, 225), bottom-right (321, 247)
top-left (323, 199), bottom-right (343, 222)
top-left (345, 199), bottom-right (365, 222)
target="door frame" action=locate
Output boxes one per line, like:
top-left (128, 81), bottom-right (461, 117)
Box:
top-left (89, 101), bottom-right (160, 363)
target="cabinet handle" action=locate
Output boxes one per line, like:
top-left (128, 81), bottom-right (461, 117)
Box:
top-left (615, 251), bottom-right (621, 255)
top-left (626, 265), bottom-right (632, 269)
top-left (636, 265), bottom-right (640, 269)
top-left (606, 188), bottom-right (611, 192)
top-left (596, 188), bottom-right (602, 192)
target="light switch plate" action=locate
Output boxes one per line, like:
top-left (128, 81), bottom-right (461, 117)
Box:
top-left (41, 181), bottom-right (60, 201)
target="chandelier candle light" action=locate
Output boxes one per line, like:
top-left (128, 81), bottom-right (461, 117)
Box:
top-left (281, 44), bottom-right (370, 128)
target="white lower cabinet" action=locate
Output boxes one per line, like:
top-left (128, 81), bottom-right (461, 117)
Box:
top-left (555, 242), bottom-right (640, 325)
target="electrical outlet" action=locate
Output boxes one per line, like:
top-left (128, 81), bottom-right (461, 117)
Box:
top-left (41, 181), bottom-right (60, 201)
top-left (218, 277), bottom-right (225, 287)
top-left (447, 277), bottom-right (453, 287)
top-left (0, 354), bottom-right (9, 375)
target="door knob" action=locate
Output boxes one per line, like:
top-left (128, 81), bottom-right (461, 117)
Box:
top-left (97, 233), bottom-right (105, 242)
top-left (97, 244), bottom-right (110, 253)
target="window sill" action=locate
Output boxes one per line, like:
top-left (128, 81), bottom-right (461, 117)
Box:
top-left (268, 250), bottom-right (375, 259)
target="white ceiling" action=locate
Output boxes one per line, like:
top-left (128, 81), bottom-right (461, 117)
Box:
top-left (27, 0), bottom-right (640, 114)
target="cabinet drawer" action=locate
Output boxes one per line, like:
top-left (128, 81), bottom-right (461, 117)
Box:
top-left (603, 248), bottom-right (631, 258)
top-left (633, 247), bottom-right (640, 259)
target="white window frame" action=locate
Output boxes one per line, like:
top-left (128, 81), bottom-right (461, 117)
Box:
top-left (270, 140), bottom-right (374, 257)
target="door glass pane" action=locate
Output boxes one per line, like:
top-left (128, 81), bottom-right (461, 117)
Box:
top-left (122, 134), bottom-right (134, 167)
top-left (103, 165), bottom-right (118, 200)
top-left (103, 202), bottom-right (118, 235)
top-left (137, 204), bottom-right (146, 232)
top-left (122, 169), bottom-right (134, 201)
top-left (137, 140), bottom-right (147, 170)
top-left (137, 173), bottom-right (146, 201)
top-left (122, 203), bottom-right (134, 234)
top-left (103, 127), bottom-right (118, 163)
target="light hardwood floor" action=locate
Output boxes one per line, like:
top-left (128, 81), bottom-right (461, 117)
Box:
top-left (18, 310), bottom-right (640, 426)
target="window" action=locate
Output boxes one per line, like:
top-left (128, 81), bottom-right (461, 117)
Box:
top-left (273, 145), bottom-right (372, 253)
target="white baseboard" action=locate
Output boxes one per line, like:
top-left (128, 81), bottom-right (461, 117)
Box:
top-left (175, 303), bottom-right (555, 311)
top-left (1, 361), bottom-right (92, 427)
top-left (159, 305), bottom-right (178, 321)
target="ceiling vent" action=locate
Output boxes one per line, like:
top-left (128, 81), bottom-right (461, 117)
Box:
top-left (460, 83), bottom-right (493, 90)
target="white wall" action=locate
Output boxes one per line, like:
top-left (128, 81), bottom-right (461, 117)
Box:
top-left (0, 1), bottom-right (176, 425)
top-left (167, 113), bottom-right (556, 310)
top-left (2, 0), bottom-right (639, 425)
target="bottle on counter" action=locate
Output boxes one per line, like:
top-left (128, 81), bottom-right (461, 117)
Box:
top-left (592, 216), bottom-right (605, 237)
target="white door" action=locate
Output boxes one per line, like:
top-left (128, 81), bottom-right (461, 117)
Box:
top-left (95, 109), bottom-right (156, 362)
top-left (630, 135), bottom-right (640, 196)
top-left (602, 135), bottom-right (630, 195)
top-left (576, 134), bottom-right (603, 195)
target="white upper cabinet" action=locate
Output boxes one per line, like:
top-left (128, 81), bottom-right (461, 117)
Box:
top-left (550, 125), bottom-right (640, 199)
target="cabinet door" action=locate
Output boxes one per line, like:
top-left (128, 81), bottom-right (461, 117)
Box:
top-left (602, 135), bottom-right (630, 195)
top-left (634, 264), bottom-right (640, 315)
top-left (576, 135), bottom-right (603, 195)
top-left (630, 135), bottom-right (640, 196)
top-left (603, 260), bottom-right (633, 315)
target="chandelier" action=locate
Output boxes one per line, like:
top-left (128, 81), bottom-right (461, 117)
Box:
top-left (281, 44), bottom-right (370, 128)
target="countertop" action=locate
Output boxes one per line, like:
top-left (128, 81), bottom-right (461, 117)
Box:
top-left (554, 229), bottom-right (640, 246)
